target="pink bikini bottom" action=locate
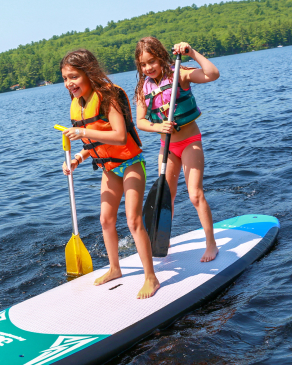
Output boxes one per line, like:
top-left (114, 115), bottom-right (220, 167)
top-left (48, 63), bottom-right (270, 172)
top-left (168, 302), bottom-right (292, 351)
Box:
top-left (160, 133), bottom-right (202, 159)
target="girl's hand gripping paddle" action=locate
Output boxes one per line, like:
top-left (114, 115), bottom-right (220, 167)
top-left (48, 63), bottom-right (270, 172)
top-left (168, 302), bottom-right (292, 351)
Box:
top-left (142, 49), bottom-right (184, 257)
top-left (54, 124), bottom-right (93, 276)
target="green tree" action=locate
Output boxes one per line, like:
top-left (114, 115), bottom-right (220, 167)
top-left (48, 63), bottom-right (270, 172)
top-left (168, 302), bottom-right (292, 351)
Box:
top-left (222, 29), bottom-right (239, 53)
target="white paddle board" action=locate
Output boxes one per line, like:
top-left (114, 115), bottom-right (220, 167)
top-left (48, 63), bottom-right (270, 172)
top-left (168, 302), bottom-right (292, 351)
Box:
top-left (0, 214), bottom-right (279, 364)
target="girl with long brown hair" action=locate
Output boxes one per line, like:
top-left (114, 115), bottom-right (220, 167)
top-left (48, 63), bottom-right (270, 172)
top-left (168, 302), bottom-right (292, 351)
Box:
top-left (60, 49), bottom-right (160, 299)
top-left (135, 37), bottom-right (220, 263)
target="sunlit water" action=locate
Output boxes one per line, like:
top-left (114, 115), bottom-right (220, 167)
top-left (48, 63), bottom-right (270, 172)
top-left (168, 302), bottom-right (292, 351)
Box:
top-left (1, 46), bottom-right (292, 364)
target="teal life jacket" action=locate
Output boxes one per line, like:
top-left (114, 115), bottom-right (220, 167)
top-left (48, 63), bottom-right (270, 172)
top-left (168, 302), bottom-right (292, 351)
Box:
top-left (143, 76), bottom-right (201, 131)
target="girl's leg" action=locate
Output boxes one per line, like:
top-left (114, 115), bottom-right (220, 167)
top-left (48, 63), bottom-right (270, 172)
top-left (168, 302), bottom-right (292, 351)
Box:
top-left (94, 171), bottom-right (124, 286)
top-left (123, 162), bottom-right (160, 299)
top-left (181, 141), bottom-right (218, 262)
top-left (158, 147), bottom-right (182, 219)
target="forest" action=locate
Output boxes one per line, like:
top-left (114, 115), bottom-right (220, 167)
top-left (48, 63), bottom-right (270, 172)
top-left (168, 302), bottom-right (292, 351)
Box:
top-left (0, 0), bottom-right (291, 92)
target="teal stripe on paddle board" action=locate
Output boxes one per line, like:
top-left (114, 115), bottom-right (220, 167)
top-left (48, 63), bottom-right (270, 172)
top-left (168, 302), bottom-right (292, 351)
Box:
top-left (213, 214), bottom-right (280, 237)
top-left (0, 309), bottom-right (110, 365)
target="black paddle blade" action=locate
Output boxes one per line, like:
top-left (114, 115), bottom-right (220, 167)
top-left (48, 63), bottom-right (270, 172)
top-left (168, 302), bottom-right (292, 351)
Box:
top-left (143, 178), bottom-right (172, 257)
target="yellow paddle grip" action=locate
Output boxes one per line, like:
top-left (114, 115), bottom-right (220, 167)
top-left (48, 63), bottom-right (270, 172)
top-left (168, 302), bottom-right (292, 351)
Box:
top-left (54, 124), bottom-right (68, 132)
top-left (54, 124), bottom-right (71, 151)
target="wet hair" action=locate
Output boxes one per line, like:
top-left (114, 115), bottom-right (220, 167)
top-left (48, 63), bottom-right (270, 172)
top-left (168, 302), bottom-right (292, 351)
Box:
top-left (60, 49), bottom-right (122, 117)
top-left (134, 37), bottom-right (174, 103)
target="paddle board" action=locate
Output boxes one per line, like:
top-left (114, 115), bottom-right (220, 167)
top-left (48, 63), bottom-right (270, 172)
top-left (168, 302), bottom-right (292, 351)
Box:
top-left (0, 214), bottom-right (279, 365)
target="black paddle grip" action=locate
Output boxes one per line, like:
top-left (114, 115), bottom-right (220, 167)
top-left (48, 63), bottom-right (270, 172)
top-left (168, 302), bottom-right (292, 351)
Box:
top-left (171, 47), bottom-right (189, 53)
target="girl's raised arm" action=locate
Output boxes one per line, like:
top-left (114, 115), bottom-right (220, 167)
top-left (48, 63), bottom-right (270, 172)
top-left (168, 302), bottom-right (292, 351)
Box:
top-left (173, 42), bottom-right (220, 86)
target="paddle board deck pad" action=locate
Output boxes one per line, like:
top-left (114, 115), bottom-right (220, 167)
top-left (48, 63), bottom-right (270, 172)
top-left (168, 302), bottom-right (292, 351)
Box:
top-left (0, 214), bottom-right (279, 365)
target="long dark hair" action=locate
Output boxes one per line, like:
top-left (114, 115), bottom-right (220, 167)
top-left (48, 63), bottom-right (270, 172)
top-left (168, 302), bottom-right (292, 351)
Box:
top-left (134, 37), bottom-right (174, 103)
top-left (60, 49), bottom-right (122, 117)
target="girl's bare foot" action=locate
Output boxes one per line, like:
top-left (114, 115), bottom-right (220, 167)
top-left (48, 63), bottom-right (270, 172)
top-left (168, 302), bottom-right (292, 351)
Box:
top-left (200, 243), bottom-right (219, 262)
top-left (94, 268), bottom-right (122, 286)
top-left (137, 276), bottom-right (160, 299)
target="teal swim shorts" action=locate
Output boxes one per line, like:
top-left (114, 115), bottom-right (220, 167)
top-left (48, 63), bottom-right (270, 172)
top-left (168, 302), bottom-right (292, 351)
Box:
top-left (110, 153), bottom-right (146, 180)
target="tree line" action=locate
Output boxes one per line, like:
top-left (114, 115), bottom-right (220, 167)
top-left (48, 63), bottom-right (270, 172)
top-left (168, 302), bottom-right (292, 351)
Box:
top-left (0, 0), bottom-right (291, 93)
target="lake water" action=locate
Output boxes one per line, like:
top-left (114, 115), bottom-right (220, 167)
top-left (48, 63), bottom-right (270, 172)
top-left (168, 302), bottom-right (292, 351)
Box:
top-left (1, 46), bottom-right (292, 364)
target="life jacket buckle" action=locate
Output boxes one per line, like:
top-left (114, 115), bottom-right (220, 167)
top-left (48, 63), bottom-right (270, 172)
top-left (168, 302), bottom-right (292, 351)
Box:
top-left (151, 87), bottom-right (162, 97)
top-left (159, 103), bottom-right (170, 113)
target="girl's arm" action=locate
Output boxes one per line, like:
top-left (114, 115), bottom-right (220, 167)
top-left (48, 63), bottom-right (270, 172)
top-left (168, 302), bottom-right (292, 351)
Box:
top-left (63, 102), bottom-right (127, 145)
top-left (173, 42), bottom-right (220, 86)
top-left (136, 100), bottom-right (176, 134)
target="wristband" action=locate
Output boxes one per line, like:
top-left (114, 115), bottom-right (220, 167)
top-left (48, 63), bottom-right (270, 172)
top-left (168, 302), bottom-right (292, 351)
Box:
top-left (73, 158), bottom-right (79, 166)
top-left (75, 153), bottom-right (84, 163)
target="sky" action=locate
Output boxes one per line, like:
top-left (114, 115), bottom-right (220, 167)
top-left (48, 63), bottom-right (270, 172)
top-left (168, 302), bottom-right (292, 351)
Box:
top-left (0, 0), bottom-right (222, 54)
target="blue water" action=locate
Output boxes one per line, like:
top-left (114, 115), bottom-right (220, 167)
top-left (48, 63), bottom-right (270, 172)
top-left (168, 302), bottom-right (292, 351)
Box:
top-left (1, 46), bottom-right (292, 364)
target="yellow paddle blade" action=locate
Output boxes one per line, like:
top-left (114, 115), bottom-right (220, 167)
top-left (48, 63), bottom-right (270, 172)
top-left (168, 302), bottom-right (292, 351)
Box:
top-left (65, 233), bottom-right (93, 277)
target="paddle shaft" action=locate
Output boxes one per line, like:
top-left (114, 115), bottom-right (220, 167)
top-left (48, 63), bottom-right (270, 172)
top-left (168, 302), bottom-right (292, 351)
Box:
top-left (149, 53), bottom-right (182, 241)
top-left (54, 124), bottom-right (79, 236)
top-left (63, 142), bottom-right (78, 236)
top-left (64, 150), bottom-right (79, 236)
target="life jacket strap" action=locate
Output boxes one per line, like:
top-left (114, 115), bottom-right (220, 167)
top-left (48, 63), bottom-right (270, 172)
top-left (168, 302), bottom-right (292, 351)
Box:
top-left (150, 93), bottom-right (192, 115)
top-left (144, 84), bottom-right (172, 100)
top-left (92, 157), bottom-right (127, 171)
top-left (149, 106), bottom-right (200, 131)
top-left (159, 103), bottom-right (170, 113)
top-left (71, 114), bottom-right (108, 128)
top-left (151, 87), bottom-right (163, 97)
top-left (145, 84), bottom-right (172, 120)
top-left (83, 141), bottom-right (104, 150)
top-left (173, 107), bottom-right (199, 122)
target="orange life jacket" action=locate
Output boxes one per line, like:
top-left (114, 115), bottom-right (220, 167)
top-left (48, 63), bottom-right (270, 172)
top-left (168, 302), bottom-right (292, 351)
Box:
top-left (70, 86), bottom-right (142, 171)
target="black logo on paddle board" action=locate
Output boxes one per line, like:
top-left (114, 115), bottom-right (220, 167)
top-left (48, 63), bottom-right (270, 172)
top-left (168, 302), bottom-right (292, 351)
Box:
top-left (109, 284), bottom-right (123, 290)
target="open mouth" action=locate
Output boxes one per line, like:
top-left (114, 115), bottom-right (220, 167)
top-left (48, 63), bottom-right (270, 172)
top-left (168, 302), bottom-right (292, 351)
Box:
top-left (71, 87), bottom-right (79, 94)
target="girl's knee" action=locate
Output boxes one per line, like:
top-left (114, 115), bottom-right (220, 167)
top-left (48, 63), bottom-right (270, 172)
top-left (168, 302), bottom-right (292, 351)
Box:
top-left (100, 214), bottom-right (117, 230)
top-left (127, 214), bottom-right (142, 234)
top-left (189, 189), bottom-right (204, 207)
